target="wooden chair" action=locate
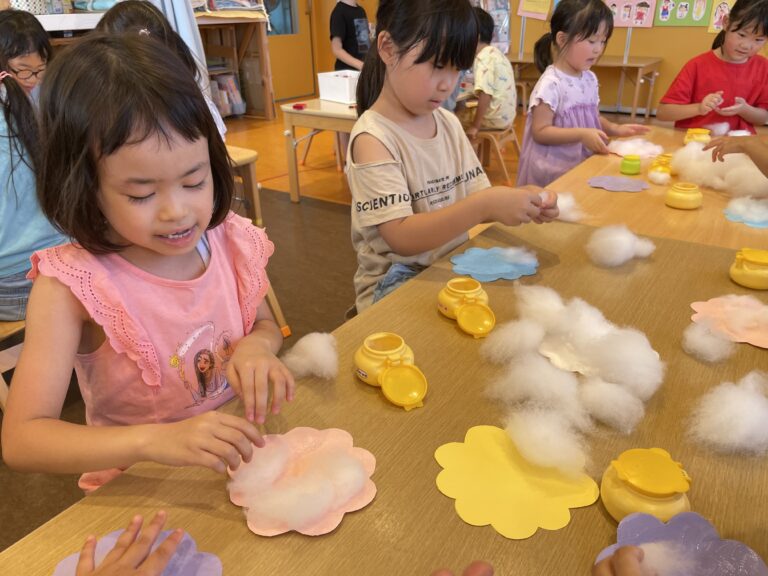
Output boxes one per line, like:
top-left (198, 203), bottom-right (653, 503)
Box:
top-left (227, 144), bottom-right (292, 337)
top-left (474, 125), bottom-right (522, 186)
top-left (0, 320), bottom-right (24, 412)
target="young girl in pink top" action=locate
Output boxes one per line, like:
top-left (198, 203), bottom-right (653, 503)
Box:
top-left (0, 35), bottom-right (295, 492)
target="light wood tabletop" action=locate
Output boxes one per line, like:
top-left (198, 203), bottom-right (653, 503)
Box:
top-left (1, 221), bottom-right (765, 575)
top-left (548, 125), bottom-right (767, 250)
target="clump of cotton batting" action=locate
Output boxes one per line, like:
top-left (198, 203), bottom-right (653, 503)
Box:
top-left (681, 321), bottom-right (735, 363)
top-left (281, 332), bottom-right (338, 379)
top-left (586, 225), bottom-right (656, 268)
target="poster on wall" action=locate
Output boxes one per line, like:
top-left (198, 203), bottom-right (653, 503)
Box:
top-left (708, 0), bottom-right (735, 32)
top-left (472, 0), bottom-right (512, 53)
top-left (517, 0), bottom-right (551, 21)
top-left (606, 0), bottom-right (657, 27)
top-left (653, 0), bottom-right (712, 26)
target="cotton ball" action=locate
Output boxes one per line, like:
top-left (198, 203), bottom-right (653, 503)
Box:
top-left (479, 319), bottom-right (546, 364)
top-left (579, 377), bottom-right (646, 434)
top-left (549, 297), bottom-right (614, 342)
top-left (504, 408), bottom-right (587, 475)
top-left (586, 225), bottom-right (655, 268)
top-left (228, 437), bottom-right (291, 504)
top-left (513, 283), bottom-right (565, 327)
top-left (638, 542), bottom-right (699, 576)
top-left (681, 321), bottom-right (735, 363)
top-left (726, 197), bottom-right (768, 223)
top-left (303, 450), bottom-right (368, 501)
top-left (607, 138), bottom-right (663, 158)
top-left (556, 193), bottom-right (585, 222)
top-left (281, 332), bottom-right (338, 379)
top-left (245, 473), bottom-right (336, 530)
top-left (738, 370), bottom-right (768, 395)
top-left (705, 122), bottom-right (730, 136)
top-left (690, 373), bottom-right (768, 454)
top-left (671, 142), bottom-right (768, 198)
top-left (647, 170), bottom-right (671, 185)
top-left (584, 328), bottom-right (664, 401)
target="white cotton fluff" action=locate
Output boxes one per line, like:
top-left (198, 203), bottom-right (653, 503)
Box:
top-left (726, 197), bottom-right (768, 224)
top-left (671, 142), bottom-right (768, 198)
top-left (498, 246), bottom-right (538, 266)
top-left (579, 377), bottom-right (646, 434)
top-left (691, 371), bottom-right (768, 454)
top-left (638, 542), bottom-right (699, 576)
top-left (281, 332), bottom-right (338, 380)
top-left (586, 225), bottom-right (656, 268)
top-left (479, 319), bottom-right (546, 364)
top-left (547, 297), bottom-right (614, 345)
top-left (504, 408), bottom-right (587, 474)
top-left (555, 193), bottom-right (585, 222)
top-left (647, 170), bottom-right (672, 186)
top-left (582, 328), bottom-right (665, 401)
top-left (714, 294), bottom-right (768, 336)
top-left (705, 122), bottom-right (731, 136)
top-left (682, 321), bottom-right (735, 363)
top-left (607, 138), bottom-right (664, 158)
top-left (513, 283), bottom-right (566, 328)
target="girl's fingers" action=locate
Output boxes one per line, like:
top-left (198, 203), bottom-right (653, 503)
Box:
top-left (233, 364), bottom-right (256, 423)
top-left (213, 421), bottom-right (255, 465)
top-left (75, 536), bottom-right (98, 576)
top-left (254, 366), bottom-right (270, 424)
top-left (219, 413), bottom-right (264, 447)
top-left (139, 529), bottom-right (184, 576)
top-left (284, 367), bottom-right (297, 403)
top-left (610, 546), bottom-right (645, 576)
top-left (119, 511), bottom-right (168, 568)
top-left (269, 370), bottom-right (287, 415)
top-left (100, 515), bottom-right (143, 565)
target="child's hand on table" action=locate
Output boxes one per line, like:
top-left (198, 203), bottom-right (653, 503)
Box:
top-left (580, 128), bottom-right (610, 154)
top-left (592, 546), bottom-right (647, 576)
top-left (703, 135), bottom-right (747, 161)
top-left (76, 512), bottom-right (181, 576)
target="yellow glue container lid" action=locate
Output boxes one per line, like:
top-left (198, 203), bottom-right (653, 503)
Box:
top-left (456, 303), bottom-right (496, 338)
top-left (611, 448), bottom-right (691, 497)
top-left (741, 248), bottom-right (768, 265)
top-left (380, 364), bottom-right (428, 411)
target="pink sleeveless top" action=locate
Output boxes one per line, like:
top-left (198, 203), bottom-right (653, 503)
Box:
top-left (30, 212), bottom-right (274, 491)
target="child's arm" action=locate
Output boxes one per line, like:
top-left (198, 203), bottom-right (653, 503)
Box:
top-left (1, 276), bottom-right (264, 475)
top-left (530, 103), bottom-right (610, 154)
top-left (465, 91), bottom-right (492, 140)
top-left (225, 300), bottom-right (295, 424)
top-left (715, 96), bottom-right (768, 126)
top-left (331, 37), bottom-right (364, 71)
top-left (704, 135), bottom-right (768, 176)
top-left (592, 546), bottom-right (644, 575)
top-left (656, 91), bottom-right (723, 122)
top-left (599, 116), bottom-right (650, 138)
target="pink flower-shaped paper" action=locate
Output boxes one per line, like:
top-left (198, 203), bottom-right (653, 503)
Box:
top-left (228, 427), bottom-right (376, 536)
top-left (691, 295), bottom-right (768, 348)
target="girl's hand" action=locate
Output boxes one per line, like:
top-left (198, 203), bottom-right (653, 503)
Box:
top-left (227, 337), bottom-right (296, 424)
top-left (485, 187), bottom-right (542, 225)
top-left (703, 136), bottom-right (745, 161)
top-left (717, 96), bottom-right (749, 117)
top-left (580, 129), bottom-right (610, 154)
top-left (76, 512), bottom-right (182, 576)
top-left (537, 189), bottom-right (560, 222)
top-left (466, 126), bottom-right (479, 140)
top-left (698, 91), bottom-right (724, 115)
top-left (592, 546), bottom-right (647, 576)
top-left (145, 412), bottom-right (264, 473)
top-left (614, 124), bottom-right (651, 137)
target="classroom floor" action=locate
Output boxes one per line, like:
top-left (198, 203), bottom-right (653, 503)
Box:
top-left (0, 106), bottom-right (657, 552)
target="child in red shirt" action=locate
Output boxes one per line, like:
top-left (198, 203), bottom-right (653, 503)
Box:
top-left (657, 0), bottom-right (768, 134)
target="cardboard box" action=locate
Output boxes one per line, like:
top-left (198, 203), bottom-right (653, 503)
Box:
top-left (317, 70), bottom-right (360, 104)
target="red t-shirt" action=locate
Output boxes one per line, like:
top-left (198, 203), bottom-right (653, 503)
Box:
top-left (660, 50), bottom-right (768, 133)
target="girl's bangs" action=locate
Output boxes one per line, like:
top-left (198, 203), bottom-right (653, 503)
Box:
top-left (573, 3), bottom-right (614, 40)
top-left (412, 7), bottom-right (478, 70)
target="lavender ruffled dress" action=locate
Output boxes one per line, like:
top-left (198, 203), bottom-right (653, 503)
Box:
top-left (516, 66), bottom-right (602, 187)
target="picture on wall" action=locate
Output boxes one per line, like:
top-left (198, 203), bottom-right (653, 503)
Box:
top-left (708, 0), bottom-right (735, 32)
top-left (606, 0), bottom-right (657, 27)
top-left (517, 0), bottom-right (551, 21)
top-left (653, 0), bottom-right (712, 26)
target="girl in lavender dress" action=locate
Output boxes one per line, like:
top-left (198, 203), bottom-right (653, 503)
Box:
top-left (516, 0), bottom-right (650, 187)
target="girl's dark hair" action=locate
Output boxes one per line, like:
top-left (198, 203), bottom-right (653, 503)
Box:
top-left (711, 0), bottom-right (768, 49)
top-left (475, 7), bottom-right (495, 44)
top-left (356, 0), bottom-right (479, 115)
top-left (94, 0), bottom-right (200, 81)
top-left (533, 0), bottom-right (614, 72)
top-left (37, 34), bottom-right (233, 255)
top-left (0, 9), bottom-right (52, 179)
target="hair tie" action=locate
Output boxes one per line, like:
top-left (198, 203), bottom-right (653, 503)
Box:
top-left (138, 28), bottom-right (151, 36)
top-left (0, 71), bottom-right (10, 82)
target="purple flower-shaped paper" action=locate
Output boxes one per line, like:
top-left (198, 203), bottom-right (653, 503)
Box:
top-left (588, 176), bottom-right (649, 193)
top-left (53, 530), bottom-right (222, 576)
top-left (450, 247), bottom-right (539, 282)
top-left (595, 512), bottom-right (768, 576)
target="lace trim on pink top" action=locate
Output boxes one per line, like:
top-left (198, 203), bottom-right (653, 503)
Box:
top-left (29, 212), bottom-right (274, 388)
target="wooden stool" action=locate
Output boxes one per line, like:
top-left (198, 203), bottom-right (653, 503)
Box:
top-left (474, 125), bottom-right (521, 186)
top-left (0, 320), bottom-right (25, 412)
top-left (226, 145), bottom-right (291, 337)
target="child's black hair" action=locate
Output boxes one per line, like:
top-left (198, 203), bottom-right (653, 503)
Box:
top-left (0, 9), bottom-right (52, 180)
top-left (712, 0), bottom-right (768, 49)
top-left (475, 6), bottom-right (495, 45)
top-left (37, 34), bottom-right (233, 255)
top-left (356, 0), bottom-right (478, 115)
top-left (533, 0), bottom-right (614, 72)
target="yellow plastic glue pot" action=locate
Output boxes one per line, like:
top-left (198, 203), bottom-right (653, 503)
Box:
top-left (437, 278), bottom-right (495, 338)
top-left (730, 248), bottom-right (768, 290)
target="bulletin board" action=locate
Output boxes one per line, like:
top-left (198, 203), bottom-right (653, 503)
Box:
top-left (653, 0), bottom-right (712, 26)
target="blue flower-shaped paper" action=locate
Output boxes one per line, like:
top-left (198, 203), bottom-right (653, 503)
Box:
top-left (451, 247), bottom-right (539, 282)
top-left (53, 530), bottom-right (222, 576)
top-left (589, 176), bottom-right (649, 193)
top-left (724, 209), bottom-right (768, 229)
top-left (595, 512), bottom-right (768, 576)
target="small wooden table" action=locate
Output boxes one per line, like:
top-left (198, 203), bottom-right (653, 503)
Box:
top-left (280, 99), bottom-right (358, 202)
top-left (548, 126), bottom-right (766, 250)
top-left (509, 54), bottom-right (662, 120)
top-left (1, 221), bottom-right (765, 575)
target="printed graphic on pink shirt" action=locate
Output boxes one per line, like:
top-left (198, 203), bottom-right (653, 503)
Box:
top-left (170, 321), bottom-right (234, 407)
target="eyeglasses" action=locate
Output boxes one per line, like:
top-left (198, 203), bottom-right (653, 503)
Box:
top-left (8, 66), bottom-right (46, 80)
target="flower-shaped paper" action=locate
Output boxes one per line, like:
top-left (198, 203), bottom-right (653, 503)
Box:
top-left (450, 247), bottom-right (539, 282)
top-left (724, 198), bottom-right (768, 229)
top-left (435, 425), bottom-right (599, 539)
top-left (228, 427), bottom-right (376, 536)
top-left (595, 512), bottom-right (768, 576)
top-left (588, 176), bottom-right (649, 193)
top-left (691, 295), bottom-right (768, 348)
top-left (53, 531), bottom-right (221, 576)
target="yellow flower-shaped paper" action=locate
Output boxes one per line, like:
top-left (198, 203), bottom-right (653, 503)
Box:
top-left (435, 426), bottom-right (599, 539)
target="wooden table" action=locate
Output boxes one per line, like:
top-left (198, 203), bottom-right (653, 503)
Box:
top-left (1, 221), bottom-right (765, 575)
top-left (549, 125), bottom-right (767, 250)
top-left (280, 99), bottom-right (358, 202)
top-left (509, 54), bottom-right (662, 120)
